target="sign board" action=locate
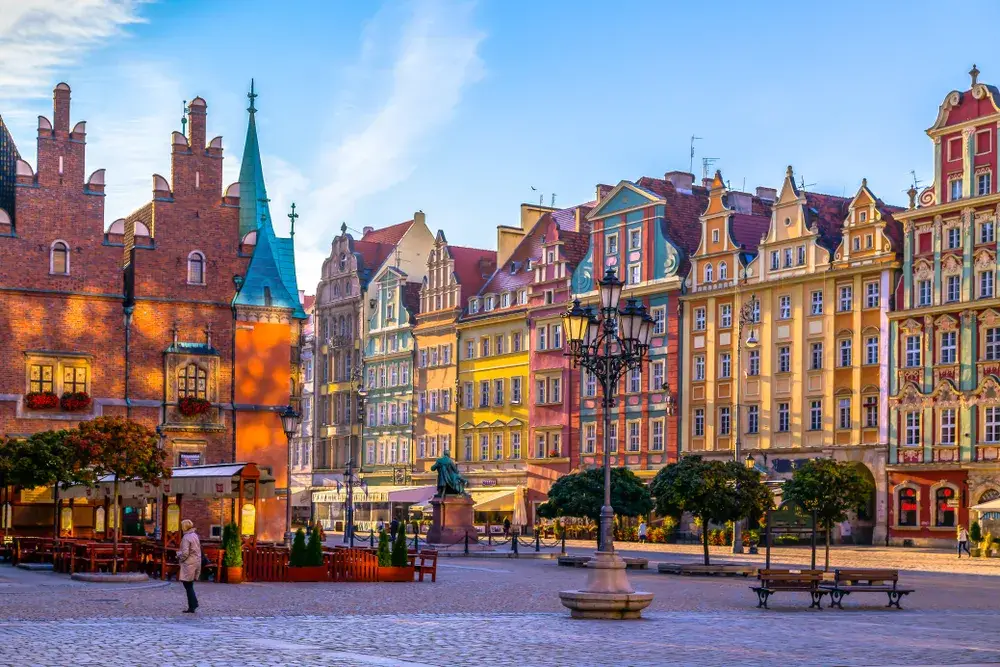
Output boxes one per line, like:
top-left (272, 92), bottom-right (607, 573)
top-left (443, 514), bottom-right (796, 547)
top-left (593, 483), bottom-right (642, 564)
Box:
top-left (240, 503), bottom-right (256, 536)
top-left (166, 503), bottom-right (180, 533)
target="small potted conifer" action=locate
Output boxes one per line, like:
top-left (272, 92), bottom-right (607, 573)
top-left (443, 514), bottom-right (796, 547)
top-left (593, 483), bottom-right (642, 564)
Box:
top-left (377, 528), bottom-right (414, 582)
top-left (222, 522), bottom-right (244, 584)
top-left (970, 522), bottom-right (982, 558)
top-left (287, 526), bottom-right (328, 582)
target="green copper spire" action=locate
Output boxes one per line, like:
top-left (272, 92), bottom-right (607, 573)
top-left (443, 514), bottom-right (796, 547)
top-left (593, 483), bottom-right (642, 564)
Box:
top-left (238, 79), bottom-right (267, 239)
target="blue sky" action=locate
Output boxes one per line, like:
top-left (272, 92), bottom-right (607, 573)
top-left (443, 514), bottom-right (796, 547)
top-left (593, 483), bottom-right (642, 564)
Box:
top-left (3, 0), bottom-right (1000, 292)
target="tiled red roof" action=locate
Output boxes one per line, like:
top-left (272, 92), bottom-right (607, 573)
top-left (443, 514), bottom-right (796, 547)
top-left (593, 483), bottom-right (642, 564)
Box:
top-left (635, 176), bottom-right (709, 278)
top-left (361, 219), bottom-right (413, 245)
top-left (449, 245), bottom-right (497, 303)
top-left (353, 239), bottom-right (397, 276)
top-left (875, 199), bottom-right (905, 253)
top-left (402, 281), bottom-right (422, 324)
top-left (302, 294), bottom-right (316, 311)
top-left (558, 226), bottom-right (592, 269)
top-left (804, 192), bottom-right (852, 253)
top-left (731, 213), bottom-right (771, 252)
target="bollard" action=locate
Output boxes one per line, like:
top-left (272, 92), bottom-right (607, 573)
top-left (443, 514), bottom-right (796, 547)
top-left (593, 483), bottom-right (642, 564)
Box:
top-left (512, 533), bottom-right (518, 555)
top-left (488, 530), bottom-right (492, 546)
top-left (370, 530), bottom-right (375, 549)
top-left (413, 529), bottom-right (419, 552)
top-left (464, 531), bottom-right (469, 555)
top-left (535, 531), bottom-right (540, 553)
top-left (560, 532), bottom-right (566, 555)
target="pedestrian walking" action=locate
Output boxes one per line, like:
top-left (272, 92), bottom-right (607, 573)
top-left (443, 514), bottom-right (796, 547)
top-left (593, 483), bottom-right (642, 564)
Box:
top-left (957, 524), bottom-right (971, 558)
top-left (638, 521), bottom-right (648, 544)
top-left (390, 518), bottom-right (399, 542)
top-left (177, 519), bottom-right (201, 613)
top-left (503, 517), bottom-right (511, 538)
top-left (377, 519), bottom-right (385, 534)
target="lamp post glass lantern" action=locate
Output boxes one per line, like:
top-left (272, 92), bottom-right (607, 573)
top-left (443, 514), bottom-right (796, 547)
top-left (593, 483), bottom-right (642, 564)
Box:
top-left (733, 293), bottom-right (759, 554)
top-left (280, 405), bottom-right (301, 546)
top-left (344, 386), bottom-right (368, 547)
top-left (563, 268), bottom-right (654, 555)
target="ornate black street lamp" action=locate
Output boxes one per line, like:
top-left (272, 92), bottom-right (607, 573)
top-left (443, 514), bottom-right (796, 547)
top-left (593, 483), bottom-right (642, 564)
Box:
top-left (342, 385), bottom-right (368, 547)
top-left (563, 267), bottom-right (654, 554)
top-left (733, 293), bottom-right (759, 553)
top-left (280, 404), bottom-right (302, 546)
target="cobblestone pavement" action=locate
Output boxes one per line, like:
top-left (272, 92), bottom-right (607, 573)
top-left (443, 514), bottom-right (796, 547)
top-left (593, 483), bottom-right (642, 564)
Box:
top-left (3, 558), bottom-right (1000, 666)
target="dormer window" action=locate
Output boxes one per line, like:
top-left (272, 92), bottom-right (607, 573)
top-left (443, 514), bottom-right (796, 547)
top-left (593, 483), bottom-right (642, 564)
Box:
top-left (526, 259), bottom-right (533, 271)
top-left (509, 262), bottom-right (517, 275)
top-left (501, 292), bottom-right (510, 308)
top-left (712, 229), bottom-right (719, 244)
top-left (546, 250), bottom-right (555, 263)
top-left (485, 296), bottom-right (495, 311)
top-left (187, 251), bottom-right (205, 285)
top-left (518, 289), bottom-right (527, 305)
top-left (263, 286), bottom-right (272, 307)
top-left (470, 299), bottom-right (480, 314)
top-left (50, 240), bottom-right (70, 275)
top-left (386, 304), bottom-right (395, 320)
top-left (859, 210), bottom-right (867, 222)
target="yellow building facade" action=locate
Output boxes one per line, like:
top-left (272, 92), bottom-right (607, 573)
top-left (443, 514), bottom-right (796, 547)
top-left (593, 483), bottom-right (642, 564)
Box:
top-left (681, 168), bottom-right (901, 544)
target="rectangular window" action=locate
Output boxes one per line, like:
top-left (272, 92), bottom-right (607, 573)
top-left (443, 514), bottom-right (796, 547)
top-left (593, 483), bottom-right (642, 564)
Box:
top-left (629, 228), bottom-right (642, 249)
top-left (940, 408), bottom-right (956, 445)
top-left (811, 342), bottom-right (823, 370)
top-left (719, 352), bottom-right (731, 379)
top-left (551, 377), bottom-right (562, 403)
top-left (918, 280), bottom-right (932, 306)
top-left (865, 336), bottom-right (879, 365)
top-left (28, 363), bottom-right (54, 394)
top-left (512, 332), bottom-right (522, 352)
top-left (770, 251), bottom-right (779, 271)
top-left (495, 434), bottom-right (504, 461)
top-left (719, 407), bottom-right (731, 436)
top-left (694, 356), bottom-right (705, 381)
top-left (511, 432), bottom-right (521, 459)
top-left (627, 421), bottom-right (640, 451)
top-left (419, 349), bottom-right (428, 367)
top-left (978, 172), bottom-right (992, 197)
top-left (479, 381), bottom-right (490, 408)
top-left (905, 412), bottom-right (921, 446)
top-left (720, 304), bottom-right (732, 328)
top-left (466, 340), bottom-right (475, 360)
top-left (429, 348), bottom-right (439, 366)
top-left (584, 371), bottom-right (596, 397)
top-left (494, 379), bottom-right (504, 406)
top-left (748, 349), bottom-right (760, 377)
top-left (865, 282), bottom-right (880, 309)
top-left (783, 248), bottom-right (792, 268)
top-left (552, 324), bottom-right (562, 349)
top-left (946, 275), bottom-right (961, 302)
top-left (864, 395), bottom-right (878, 428)
top-left (418, 392), bottom-right (427, 414)
top-left (481, 338), bottom-right (491, 357)
top-left (480, 435), bottom-right (489, 461)
top-left (584, 424), bottom-right (596, 454)
top-left (694, 308), bottom-right (706, 331)
top-left (839, 285), bottom-right (853, 312)
top-left (652, 307), bottom-right (665, 335)
top-left (536, 379), bottom-right (546, 405)
top-left (986, 407), bottom-right (1000, 443)
top-left (905, 335), bottom-right (921, 367)
top-left (650, 420), bottom-right (664, 451)
top-left (495, 334), bottom-right (505, 355)
top-left (464, 436), bottom-right (473, 461)
top-left (694, 409), bottom-right (705, 437)
top-left (980, 271), bottom-right (995, 298)
top-left (981, 220), bottom-right (995, 244)
top-left (608, 423), bottom-right (618, 453)
top-left (463, 383), bottom-right (473, 409)
top-left (940, 331), bottom-right (957, 364)
top-left (811, 290), bottom-right (823, 315)
top-left (628, 264), bottom-right (641, 285)
top-left (512, 377), bottom-right (522, 404)
top-left (797, 245), bottom-right (806, 266)
top-left (839, 339), bottom-right (852, 367)
top-left (838, 398), bottom-right (851, 430)
top-left (951, 178), bottom-right (963, 202)
top-left (778, 403), bottom-right (790, 432)
top-left (747, 405), bottom-right (759, 434)
top-left (948, 227), bottom-right (961, 249)
top-left (751, 299), bottom-right (760, 323)
top-left (986, 327), bottom-right (1000, 360)
top-left (779, 295), bottom-right (791, 319)
top-left (606, 233), bottom-right (618, 255)
top-left (651, 360), bottom-right (665, 391)
top-left (778, 346), bottom-right (791, 373)
top-left (537, 327), bottom-right (547, 351)
top-left (810, 400), bottom-right (822, 430)
top-left (628, 366), bottom-right (641, 392)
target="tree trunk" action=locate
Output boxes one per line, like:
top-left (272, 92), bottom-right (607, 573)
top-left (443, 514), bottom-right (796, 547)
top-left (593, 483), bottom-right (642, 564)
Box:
top-left (112, 480), bottom-right (119, 574)
top-left (53, 483), bottom-right (61, 544)
top-left (702, 518), bottom-right (710, 566)
top-left (824, 526), bottom-right (830, 572)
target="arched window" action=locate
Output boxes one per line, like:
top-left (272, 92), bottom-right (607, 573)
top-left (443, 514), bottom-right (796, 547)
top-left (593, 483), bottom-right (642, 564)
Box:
top-left (704, 263), bottom-right (713, 283)
top-left (178, 363), bottom-right (207, 399)
top-left (339, 316), bottom-right (346, 337)
top-left (980, 488), bottom-right (1000, 504)
top-left (187, 251), bottom-right (205, 284)
top-left (719, 262), bottom-right (728, 281)
top-left (935, 485), bottom-right (957, 527)
top-left (333, 282), bottom-right (341, 297)
top-left (50, 241), bottom-right (69, 275)
top-left (263, 286), bottom-right (273, 307)
top-left (897, 487), bottom-right (917, 527)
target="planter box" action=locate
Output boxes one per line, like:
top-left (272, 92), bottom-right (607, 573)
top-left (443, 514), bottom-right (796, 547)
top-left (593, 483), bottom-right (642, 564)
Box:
top-left (378, 565), bottom-right (414, 582)
top-left (286, 565), bottom-right (329, 582)
top-left (224, 566), bottom-right (243, 584)
top-left (971, 548), bottom-right (982, 558)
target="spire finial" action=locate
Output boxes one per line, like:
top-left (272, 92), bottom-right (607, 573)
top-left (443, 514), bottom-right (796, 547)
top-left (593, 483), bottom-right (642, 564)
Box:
top-left (288, 202), bottom-right (298, 238)
top-left (786, 165), bottom-right (794, 178)
top-left (248, 79), bottom-right (258, 114)
top-left (340, 221), bottom-right (347, 235)
top-left (971, 64), bottom-right (980, 87)
top-left (861, 177), bottom-right (868, 188)
top-left (181, 100), bottom-right (188, 134)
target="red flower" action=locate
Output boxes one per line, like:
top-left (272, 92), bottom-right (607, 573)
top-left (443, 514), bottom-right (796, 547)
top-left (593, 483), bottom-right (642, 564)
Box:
top-left (26, 391), bottom-right (59, 410)
top-left (60, 392), bottom-right (91, 412)
top-left (178, 397), bottom-right (212, 417)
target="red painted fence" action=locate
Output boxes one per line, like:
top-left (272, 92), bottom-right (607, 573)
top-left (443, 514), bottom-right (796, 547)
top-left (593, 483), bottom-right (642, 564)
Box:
top-left (241, 545), bottom-right (378, 582)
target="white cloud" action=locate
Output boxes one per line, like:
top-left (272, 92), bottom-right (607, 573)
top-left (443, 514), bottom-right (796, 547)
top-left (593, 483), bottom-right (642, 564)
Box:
top-left (289, 0), bottom-right (485, 291)
top-left (0, 0), bottom-right (145, 100)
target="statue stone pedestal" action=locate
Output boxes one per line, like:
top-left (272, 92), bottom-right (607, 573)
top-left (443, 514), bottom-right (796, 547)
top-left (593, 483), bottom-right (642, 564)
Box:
top-left (426, 494), bottom-right (478, 546)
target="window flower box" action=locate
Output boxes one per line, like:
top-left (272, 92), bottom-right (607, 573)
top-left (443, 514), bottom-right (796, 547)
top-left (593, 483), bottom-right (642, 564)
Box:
top-left (25, 391), bottom-right (60, 410)
top-left (60, 392), bottom-right (91, 412)
top-left (178, 397), bottom-right (212, 417)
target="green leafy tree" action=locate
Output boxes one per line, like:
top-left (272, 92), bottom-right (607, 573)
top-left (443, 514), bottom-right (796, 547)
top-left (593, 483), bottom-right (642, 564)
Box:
top-left (289, 527), bottom-right (308, 567)
top-left (222, 522), bottom-right (243, 567)
top-left (537, 467), bottom-right (652, 549)
top-left (306, 524), bottom-right (324, 567)
top-left (66, 417), bottom-right (169, 573)
top-left (391, 521), bottom-right (409, 567)
top-left (781, 458), bottom-right (873, 570)
top-left (971, 521), bottom-right (982, 545)
top-left (376, 529), bottom-right (391, 566)
top-left (650, 456), bottom-right (771, 565)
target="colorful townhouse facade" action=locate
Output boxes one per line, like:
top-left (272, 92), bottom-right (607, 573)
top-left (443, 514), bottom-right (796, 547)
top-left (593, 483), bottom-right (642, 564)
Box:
top-left (569, 173), bottom-right (706, 480)
top-left (888, 67), bottom-right (1000, 545)
top-left (411, 233), bottom-right (495, 480)
top-left (681, 168), bottom-right (902, 544)
top-left (0, 83), bottom-right (304, 541)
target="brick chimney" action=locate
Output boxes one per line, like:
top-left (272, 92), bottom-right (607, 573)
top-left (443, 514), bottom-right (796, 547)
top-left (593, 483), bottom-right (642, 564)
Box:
top-left (664, 171), bottom-right (695, 193)
top-left (729, 191), bottom-right (752, 214)
top-left (414, 210), bottom-right (426, 228)
top-left (755, 186), bottom-right (777, 202)
top-left (53, 83), bottom-right (71, 133)
top-left (187, 97), bottom-right (207, 148)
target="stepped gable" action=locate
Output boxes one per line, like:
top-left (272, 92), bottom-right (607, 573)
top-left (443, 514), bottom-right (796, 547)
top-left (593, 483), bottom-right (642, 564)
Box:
top-left (448, 245), bottom-right (497, 302)
top-left (636, 176), bottom-right (709, 278)
top-left (804, 192), bottom-right (852, 254)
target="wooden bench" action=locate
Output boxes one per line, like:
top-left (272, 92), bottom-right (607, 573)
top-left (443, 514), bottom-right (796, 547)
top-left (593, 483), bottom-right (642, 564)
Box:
top-left (622, 557), bottom-right (649, 570)
top-left (751, 569), bottom-right (828, 609)
top-left (821, 568), bottom-right (914, 609)
top-left (557, 555), bottom-right (592, 568)
top-left (408, 549), bottom-right (438, 582)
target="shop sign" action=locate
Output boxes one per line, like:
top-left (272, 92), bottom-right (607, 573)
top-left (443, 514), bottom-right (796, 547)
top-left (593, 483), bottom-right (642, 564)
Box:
top-left (481, 479), bottom-right (498, 487)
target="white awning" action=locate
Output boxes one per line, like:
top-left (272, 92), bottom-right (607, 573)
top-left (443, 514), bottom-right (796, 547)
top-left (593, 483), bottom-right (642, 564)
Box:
top-left (312, 484), bottom-right (420, 504)
top-left (971, 498), bottom-right (1000, 512)
top-left (62, 463), bottom-right (275, 500)
top-left (471, 488), bottom-right (516, 512)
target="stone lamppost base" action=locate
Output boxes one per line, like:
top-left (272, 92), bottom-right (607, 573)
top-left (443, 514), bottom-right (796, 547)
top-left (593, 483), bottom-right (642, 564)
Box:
top-left (558, 551), bottom-right (654, 620)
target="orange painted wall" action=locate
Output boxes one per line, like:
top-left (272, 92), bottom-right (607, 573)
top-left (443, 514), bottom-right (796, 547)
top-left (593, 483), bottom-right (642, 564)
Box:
top-left (235, 321), bottom-right (293, 541)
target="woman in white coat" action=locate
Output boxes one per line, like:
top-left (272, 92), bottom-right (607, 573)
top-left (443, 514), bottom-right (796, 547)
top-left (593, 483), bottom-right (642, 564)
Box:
top-left (177, 519), bottom-right (202, 613)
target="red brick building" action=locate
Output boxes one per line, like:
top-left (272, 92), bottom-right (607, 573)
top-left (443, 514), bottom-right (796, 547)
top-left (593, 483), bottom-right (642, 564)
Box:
top-left (0, 83), bottom-right (304, 541)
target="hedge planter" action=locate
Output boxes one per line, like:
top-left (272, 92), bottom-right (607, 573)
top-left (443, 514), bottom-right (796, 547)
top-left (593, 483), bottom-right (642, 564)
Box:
top-left (225, 565), bottom-right (244, 584)
top-left (178, 397), bottom-right (212, 417)
top-left (60, 392), bottom-right (91, 412)
top-left (378, 565), bottom-right (414, 582)
top-left (287, 565), bottom-right (329, 582)
top-left (971, 548), bottom-right (982, 558)
top-left (25, 391), bottom-right (59, 410)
